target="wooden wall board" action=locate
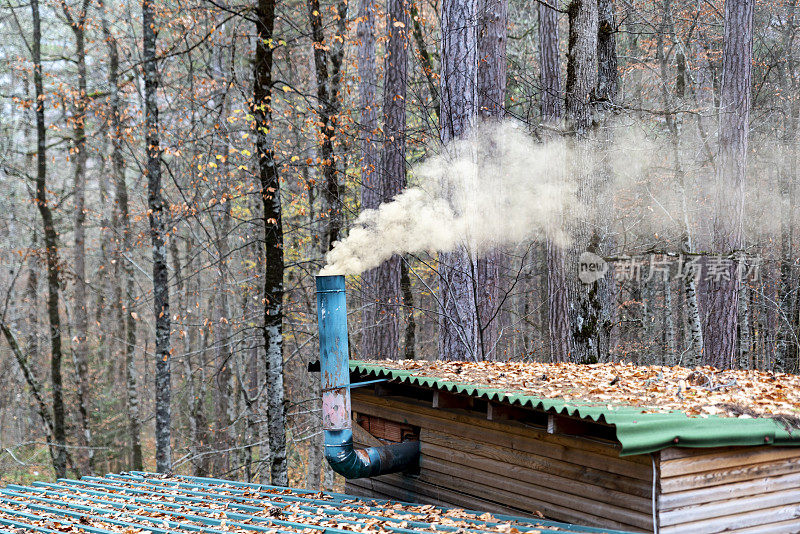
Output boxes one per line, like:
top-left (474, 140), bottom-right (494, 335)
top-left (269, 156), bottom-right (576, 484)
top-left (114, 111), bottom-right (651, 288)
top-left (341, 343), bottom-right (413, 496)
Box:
top-left (659, 455), bottom-right (800, 492)
top-left (658, 503), bottom-right (800, 534)
top-left (731, 518), bottom-right (800, 534)
top-left (659, 446), bottom-right (800, 477)
top-left (659, 472), bottom-right (800, 509)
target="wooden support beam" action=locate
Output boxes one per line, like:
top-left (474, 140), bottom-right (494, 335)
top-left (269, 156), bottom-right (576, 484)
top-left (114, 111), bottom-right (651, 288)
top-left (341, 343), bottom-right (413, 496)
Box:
top-left (486, 402), bottom-right (530, 421)
top-left (545, 413), bottom-right (614, 440)
top-left (433, 390), bottom-right (473, 410)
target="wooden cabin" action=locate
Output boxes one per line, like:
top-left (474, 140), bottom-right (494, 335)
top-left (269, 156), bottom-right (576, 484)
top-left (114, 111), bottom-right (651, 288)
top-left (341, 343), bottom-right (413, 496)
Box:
top-left (346, 361), bottom-right (800, 534)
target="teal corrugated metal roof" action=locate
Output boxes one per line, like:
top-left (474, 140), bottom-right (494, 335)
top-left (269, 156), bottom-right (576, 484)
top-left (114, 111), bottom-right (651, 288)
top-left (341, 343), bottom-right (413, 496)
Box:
top-left (0, 472), bottom-right (635, 534)
top-left (350, 361), bottom-right (800, 456)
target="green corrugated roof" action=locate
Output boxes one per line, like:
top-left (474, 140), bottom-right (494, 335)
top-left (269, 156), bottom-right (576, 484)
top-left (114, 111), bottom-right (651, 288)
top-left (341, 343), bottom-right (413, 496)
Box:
top-left (0, 472), bottom-right (636, 534)
top-left (350, 361), bottom-right (800, 456)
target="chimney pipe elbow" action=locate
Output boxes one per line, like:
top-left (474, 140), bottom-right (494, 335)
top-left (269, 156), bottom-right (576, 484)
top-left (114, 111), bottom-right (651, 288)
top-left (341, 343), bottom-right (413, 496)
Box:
top-left (324, 429), bottom-right (420, 479)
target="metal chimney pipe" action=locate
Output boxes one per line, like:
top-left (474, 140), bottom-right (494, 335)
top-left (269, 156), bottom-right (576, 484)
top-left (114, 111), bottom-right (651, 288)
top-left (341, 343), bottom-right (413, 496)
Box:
top-left (316, 275), bottom-right (419, 479)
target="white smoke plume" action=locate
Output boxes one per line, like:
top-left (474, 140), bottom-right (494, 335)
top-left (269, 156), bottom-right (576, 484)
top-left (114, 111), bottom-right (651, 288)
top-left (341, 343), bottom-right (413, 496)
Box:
top-left (320, 118), bottom-right (792, 276)
top-left (320, 121), bottom-right (580, 275)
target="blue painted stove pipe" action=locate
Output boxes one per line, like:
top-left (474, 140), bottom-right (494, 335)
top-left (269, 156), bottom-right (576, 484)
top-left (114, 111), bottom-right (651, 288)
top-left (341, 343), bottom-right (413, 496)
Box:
top-left (316, 275), bottom-right (420, 479)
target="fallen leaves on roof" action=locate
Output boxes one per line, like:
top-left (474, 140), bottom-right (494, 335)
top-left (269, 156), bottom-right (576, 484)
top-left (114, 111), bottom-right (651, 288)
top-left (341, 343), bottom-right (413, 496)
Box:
top-left (359, 359), bottom-right (800, 420)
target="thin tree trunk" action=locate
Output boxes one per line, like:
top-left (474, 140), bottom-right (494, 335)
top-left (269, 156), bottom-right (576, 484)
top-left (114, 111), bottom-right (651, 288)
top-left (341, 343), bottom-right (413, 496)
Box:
top-left (683, 254), bottom-right (703, 367)
top-left (101, 2), bottom-right (143, 469)
top-left (186, 238), bottom-right (209, 475)
top-left (308, 0), bottom-right (348, 252)
top-left (654, 0), bottom-right (704, 366)
top-left (95, 140), bottom-right (112, 383)
top-left (410, 1), bottom-right (439, 119)
top-left (31, 0), bottom-right (68, 479)
top-left (26, 234), bottom-right (39, 379)
top-left (738, 281), bottom-right (751, 368)
top-left (400, 262), bottom-right (416, 358)
top-left (704, 0), bottom-right (753, 367)
top-left (254, 0), bottom-right (287, 486)
top-left (62, 0), bottom-right (93, 475)
top-left (664, 277), bottom-right (676, 365)
top-left (211, 42), bottom-right (236, 477)
top-left (143, 0), bottom-right (172, 473)
top-left (213, 194), bottom-right (234, 477)
top-left (779, 0), bottom-right (799, 371)
top-left (0, 320), bottom-right (57, 465)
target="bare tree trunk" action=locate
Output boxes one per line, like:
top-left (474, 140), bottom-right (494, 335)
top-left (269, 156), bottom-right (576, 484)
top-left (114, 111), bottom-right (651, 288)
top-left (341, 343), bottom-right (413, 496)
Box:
top-left (779, 0), bottom-right (799, 371)
top-left (62, 0), bottom-right (93, 476)
top-left (738, 281), bottom-right (751, 368)
top-left (213, 194), bottom-right (234, 477)
top-left (539, 0), bottom-right (570, 362)
top-left (596, 0), bottom-right (617, 107)
top-left (31, 0), bottom-right (68, 479)
top-left (538, 0), bottom-right (562, 122)
top-left (704, 0), bottom-right (753, 367)
top-left (475, 0), bottom-right (507, 359)
top-left (211, 42), bottom-right (236, 477)
top-left (1, 320), bottom-right (57, 466)
top-left (653, 0), bottom-right (704, 367)
top-left (438, 0), bottom-right (480, 361)
top-left (254, 0), bottom-right (287, 486)
top-left (565, 0), bottom-right (599, 363)
top-left (358, 0), bottom-right (384, 358)
top-left (664, 277), bottom-right (676, 365)
top-left (682, 274), bottom-right (703, 365)
top-left (565, 0), bottom-right (597, 137)
top-left (186, 242), bottom-right (209, 475)
top-left (26, 234), bottom-right (39, 379)
top-left (593, 0), bottom-right (618, 360)
top-left (308, 0), bottom-right (348, 252)
top-left (369, 0), bottom-right (410, 359)
top-left (101, 2), bottom-right (143, 469)
top-left (95, 139), bottom-right (112, 383)
top-left (143, 0), bottom-right (172, 473)
top-left (410, 0), bottom-right (439, 119)
top-left (400, 263), bottom-right (416, 358)
top-left (305, 370), bottom-right (322, 489)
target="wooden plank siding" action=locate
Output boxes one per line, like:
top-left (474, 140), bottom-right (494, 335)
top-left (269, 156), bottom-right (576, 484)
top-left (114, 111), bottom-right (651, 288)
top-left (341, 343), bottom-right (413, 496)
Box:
top-left (345, 386), bottom-right (800, 534)
top-left (657, 445), bottom-right (800, 533)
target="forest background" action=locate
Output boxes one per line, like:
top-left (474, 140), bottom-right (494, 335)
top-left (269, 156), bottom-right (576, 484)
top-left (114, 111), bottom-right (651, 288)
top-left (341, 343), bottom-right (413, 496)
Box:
top-left (0, 0), bottom-right (797, 487)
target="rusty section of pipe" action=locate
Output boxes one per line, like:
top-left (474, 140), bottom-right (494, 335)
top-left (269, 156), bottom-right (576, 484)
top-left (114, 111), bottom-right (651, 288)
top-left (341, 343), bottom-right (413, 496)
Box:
top-left (316, 275), bottom-right (420, 479)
